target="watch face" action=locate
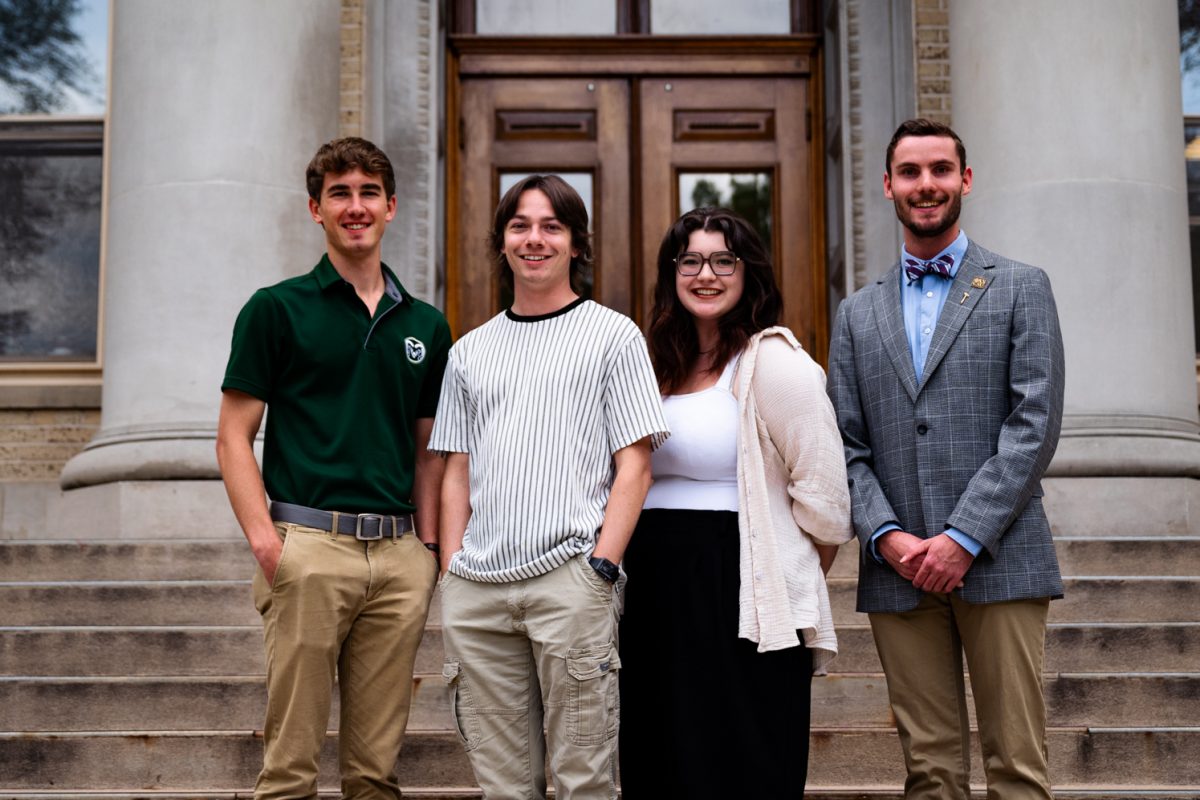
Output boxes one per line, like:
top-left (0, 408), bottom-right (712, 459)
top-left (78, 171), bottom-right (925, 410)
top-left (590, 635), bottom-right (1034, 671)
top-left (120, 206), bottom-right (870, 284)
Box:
top-left (590, 556), bottom-right (618, 583)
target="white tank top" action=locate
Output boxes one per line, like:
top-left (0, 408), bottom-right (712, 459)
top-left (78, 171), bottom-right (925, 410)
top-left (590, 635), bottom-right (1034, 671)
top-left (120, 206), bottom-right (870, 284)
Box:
top-left (643, 354), bottom-right (740, 511)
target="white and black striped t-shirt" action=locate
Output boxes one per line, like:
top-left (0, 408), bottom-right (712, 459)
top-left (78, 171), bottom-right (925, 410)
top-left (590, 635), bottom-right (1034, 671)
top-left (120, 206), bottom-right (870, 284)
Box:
top-left (429, 298), bottom-right (669, 583)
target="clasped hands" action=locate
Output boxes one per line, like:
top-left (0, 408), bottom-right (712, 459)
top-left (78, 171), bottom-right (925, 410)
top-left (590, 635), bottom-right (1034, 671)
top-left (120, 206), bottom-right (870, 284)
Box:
top-left (878, 530), bottom-right (973, 594)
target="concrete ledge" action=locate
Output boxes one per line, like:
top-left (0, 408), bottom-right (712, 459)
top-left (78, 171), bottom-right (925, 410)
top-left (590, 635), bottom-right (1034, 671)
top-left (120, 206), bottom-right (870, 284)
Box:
top-left (49, 481), bottom-right (240, 539)
top-left (1043, 477), bottom-right (1200, 537)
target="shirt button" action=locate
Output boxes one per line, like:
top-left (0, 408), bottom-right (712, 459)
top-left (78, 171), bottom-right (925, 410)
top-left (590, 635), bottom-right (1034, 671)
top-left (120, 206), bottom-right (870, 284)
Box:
top-left (923, 327), bottom-right (932, 335)
top-left (917, 424), bottom-right (928, 435)
top-left (926, 291), bottom-right (934, 298)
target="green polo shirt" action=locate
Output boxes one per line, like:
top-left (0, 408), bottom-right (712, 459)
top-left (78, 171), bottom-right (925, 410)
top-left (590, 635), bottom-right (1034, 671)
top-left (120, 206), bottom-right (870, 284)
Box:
top-left (222, 255), bottom-right (451, 514)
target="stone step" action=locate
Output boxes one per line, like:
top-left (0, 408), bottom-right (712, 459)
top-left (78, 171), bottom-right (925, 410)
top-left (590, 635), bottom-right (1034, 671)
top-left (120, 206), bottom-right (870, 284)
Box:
top-left (827, 577), bottom-right (1200, 624)
top-left (2, 793), bottom-right (1199, 800)
top-left (0, 676), bottom-right (453, 733)
top-left (5, 619), bottom-right (1194, 679)
top-left (830, 623), bottom-right (1200, 673)
top-left (0, 581), bottom-right (259, 626)
top-left (2, 576), bottom-right (1196, 627)
top-left (0, 626), bottom-right (437, 677)
top-left (825, 536), bottom-right (1200, 579)
top-left (812, 672), bottom-right (1200, 728)
top-left (7, 672), bottom-right (1196, 733)
top-left (1049, 537), bottom-right (1200, 578)
top-left (4, 535), bottom-right (1194, 583)
top-left (1, 727), bottom-right (1196, 790)
top-left (0, 539), bottom-right (250, 581)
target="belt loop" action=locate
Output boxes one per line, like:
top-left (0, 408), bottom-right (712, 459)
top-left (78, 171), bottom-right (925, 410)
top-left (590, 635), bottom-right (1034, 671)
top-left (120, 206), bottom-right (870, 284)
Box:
top-left (329, 510), bottom-right (341, 540)
top-left (390, 515), bottom-right (399, 542)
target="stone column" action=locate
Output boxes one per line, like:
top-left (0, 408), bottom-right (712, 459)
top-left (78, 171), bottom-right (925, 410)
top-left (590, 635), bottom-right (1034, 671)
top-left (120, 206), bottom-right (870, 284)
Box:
top-left (58, 0), bottom-right (341, 531)
top-left (949, 0), bottom-right (1200, 533)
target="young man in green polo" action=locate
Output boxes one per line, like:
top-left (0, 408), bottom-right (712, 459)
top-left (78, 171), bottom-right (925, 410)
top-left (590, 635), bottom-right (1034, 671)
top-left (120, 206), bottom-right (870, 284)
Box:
top-left (216, 137), bottom-right (451, 800)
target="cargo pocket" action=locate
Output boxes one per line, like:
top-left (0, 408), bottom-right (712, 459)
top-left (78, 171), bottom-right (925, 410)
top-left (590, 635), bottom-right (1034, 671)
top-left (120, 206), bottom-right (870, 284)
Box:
top-left (566, 643), bottom-right (622, 746)
top-left (442, 660), bottom-right (481, 751)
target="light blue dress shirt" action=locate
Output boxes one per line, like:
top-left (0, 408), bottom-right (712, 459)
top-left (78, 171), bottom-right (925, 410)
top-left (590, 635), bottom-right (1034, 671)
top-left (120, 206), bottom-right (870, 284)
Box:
top-left (869, 231), bottom-right (984, 561)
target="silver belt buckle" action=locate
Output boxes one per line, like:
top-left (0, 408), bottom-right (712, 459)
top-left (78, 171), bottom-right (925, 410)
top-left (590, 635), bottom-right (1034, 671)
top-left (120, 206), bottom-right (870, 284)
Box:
top-left (355, 514), bottom-right (385, 541)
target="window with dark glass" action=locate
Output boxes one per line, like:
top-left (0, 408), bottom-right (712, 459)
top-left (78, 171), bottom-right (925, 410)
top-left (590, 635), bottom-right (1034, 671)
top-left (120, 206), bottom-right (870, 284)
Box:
top-left (1183, 0), bottom-right (1200, 355)
top-left (0, 0), bottom-right (106, 365)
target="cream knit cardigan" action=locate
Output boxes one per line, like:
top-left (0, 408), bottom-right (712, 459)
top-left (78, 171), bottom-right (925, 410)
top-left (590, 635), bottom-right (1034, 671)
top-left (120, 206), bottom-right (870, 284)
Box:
top-left (733, 326), bottom-right (853, 672)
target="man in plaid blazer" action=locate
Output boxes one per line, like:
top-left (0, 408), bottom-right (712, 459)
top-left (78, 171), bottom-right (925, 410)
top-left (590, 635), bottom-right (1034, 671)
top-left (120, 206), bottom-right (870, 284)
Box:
top-left (827, 119), bottom-right (1065, 800)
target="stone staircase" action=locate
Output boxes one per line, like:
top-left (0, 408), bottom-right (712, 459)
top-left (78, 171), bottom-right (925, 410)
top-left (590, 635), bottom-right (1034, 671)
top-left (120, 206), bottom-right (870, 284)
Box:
top-left (2, 489), bottom-right (1199, 798)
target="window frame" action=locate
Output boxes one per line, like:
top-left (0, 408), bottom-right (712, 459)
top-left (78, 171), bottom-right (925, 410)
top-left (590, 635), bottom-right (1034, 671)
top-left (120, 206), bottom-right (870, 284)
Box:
top-left (0, 114), bottom-right (106, 395)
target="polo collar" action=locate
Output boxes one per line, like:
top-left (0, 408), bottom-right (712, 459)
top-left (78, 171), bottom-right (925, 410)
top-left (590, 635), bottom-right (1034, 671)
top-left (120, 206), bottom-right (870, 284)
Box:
top-left (313, 254), bottom-right (410, 306)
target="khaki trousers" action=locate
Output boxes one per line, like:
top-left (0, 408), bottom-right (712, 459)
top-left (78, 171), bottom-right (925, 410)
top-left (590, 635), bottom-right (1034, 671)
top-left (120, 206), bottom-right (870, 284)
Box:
top-left (440, 554), bottom-right (622, 800)
top-left (869, 593), bottom-right (1052, 800)
top-left (252, 522), bottom-right (438, 800)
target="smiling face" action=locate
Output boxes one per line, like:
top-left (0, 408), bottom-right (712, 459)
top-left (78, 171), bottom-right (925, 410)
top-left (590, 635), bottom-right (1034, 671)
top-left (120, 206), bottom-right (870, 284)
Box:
top-left (675, 228), bottom-right (745, 331)
top-left (884, 134), bottom-right (973, 256)
top-left (502, 188), bottom-right (579, 298)
top-left (309, 167), bottom-right (396, 262)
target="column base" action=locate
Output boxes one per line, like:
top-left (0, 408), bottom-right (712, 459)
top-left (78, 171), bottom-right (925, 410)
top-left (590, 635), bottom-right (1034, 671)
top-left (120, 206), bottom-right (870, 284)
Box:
top-left (1049, 416), bottom-right (1200, 479)
top-left (59, 424), bottom-right (242, 490)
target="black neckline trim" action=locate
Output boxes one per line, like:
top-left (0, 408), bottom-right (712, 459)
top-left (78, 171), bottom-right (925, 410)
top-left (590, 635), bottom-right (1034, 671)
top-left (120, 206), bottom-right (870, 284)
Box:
top-left (505, 296), bottom-right (586, 323)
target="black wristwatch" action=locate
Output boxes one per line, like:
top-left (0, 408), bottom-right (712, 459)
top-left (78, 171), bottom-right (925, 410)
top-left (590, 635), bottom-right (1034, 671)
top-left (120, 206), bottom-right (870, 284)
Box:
top-left (588, 555), bottom-right (619, 584)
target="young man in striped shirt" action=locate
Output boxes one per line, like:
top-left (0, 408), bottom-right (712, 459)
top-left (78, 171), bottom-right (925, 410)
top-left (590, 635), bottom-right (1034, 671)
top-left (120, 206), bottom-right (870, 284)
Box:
top-left (430, 175), bottom-right (669, 798)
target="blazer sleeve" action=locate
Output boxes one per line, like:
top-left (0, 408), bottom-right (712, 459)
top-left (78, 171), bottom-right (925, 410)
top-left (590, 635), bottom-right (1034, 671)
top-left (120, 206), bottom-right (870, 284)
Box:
top-left (753, 337), bottom-right (853, 546)
top-left (945, 268), bottom-right (1066, 554)
top-left (826, 303), bottom-right (901, 544)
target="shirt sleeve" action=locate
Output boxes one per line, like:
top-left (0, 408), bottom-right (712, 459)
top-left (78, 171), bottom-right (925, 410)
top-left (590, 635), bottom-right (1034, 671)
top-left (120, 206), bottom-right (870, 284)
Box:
top-left (428, 345), bottom-right (472, 455)
top-left (602, 333), bottom-right (670, 453)
top-left (945, 526), bottom-right (985, 557)
top-left (869, 522), bottom-right (901, 563)
top-left (221, 289), bottom-right (282, 401)
top-left (416, 315), bottom-right (453, 419)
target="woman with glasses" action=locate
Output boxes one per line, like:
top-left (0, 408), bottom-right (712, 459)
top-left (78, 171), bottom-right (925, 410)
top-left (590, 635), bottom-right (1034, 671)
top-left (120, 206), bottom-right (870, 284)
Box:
top-left (618, 207), bottom-right (852, 798)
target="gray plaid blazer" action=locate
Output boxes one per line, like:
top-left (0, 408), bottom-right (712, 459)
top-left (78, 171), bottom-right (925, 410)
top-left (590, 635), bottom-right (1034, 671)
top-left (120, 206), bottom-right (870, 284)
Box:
top-left (827, 241), bottom-right (1066, 614)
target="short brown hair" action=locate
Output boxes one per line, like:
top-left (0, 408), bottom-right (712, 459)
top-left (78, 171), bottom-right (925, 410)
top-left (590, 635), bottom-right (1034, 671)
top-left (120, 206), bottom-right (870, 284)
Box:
top-left (885, 118), bottom-right (967, 176)
top-left (489, 175), bottom-right (593, 296)
top-left (305, 137), bottom-right (396, 201)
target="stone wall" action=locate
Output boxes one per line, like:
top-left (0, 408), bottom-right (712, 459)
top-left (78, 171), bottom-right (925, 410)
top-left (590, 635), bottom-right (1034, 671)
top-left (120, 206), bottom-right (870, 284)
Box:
top-left (0, 409), bottom-right (99, 482)
top-left (914, 0), bottom-right (951, 122)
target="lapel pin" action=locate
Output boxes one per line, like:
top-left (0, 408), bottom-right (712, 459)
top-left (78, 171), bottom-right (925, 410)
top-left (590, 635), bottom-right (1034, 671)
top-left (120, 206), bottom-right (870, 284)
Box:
top-left (971, 277), bottom-right (986, 289)
top-left (960, 291), bottom-right (970, 304)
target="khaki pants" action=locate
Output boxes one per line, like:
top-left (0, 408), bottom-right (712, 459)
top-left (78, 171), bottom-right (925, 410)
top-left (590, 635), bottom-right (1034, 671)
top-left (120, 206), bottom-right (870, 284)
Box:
top-left (869, 593), bottom-right (1052, 800)
top-left (440, 554), bottom-right (622, 800)
top-left (251, 522), bottom-right (438, 800)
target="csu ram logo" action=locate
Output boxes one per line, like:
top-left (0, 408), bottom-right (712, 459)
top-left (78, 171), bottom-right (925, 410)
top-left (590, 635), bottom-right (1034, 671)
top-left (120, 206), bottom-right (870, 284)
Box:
top-left (404, 337), bottom-right (426, 364)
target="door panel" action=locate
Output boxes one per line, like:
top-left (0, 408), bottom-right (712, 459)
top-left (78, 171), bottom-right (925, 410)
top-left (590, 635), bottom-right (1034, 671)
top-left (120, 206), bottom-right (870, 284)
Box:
top-left (639, 77), bottom-right (816, 351)
top-left (453, 72), bottom-right (818, 353)
top-left (456, 78), bottom-right (630, 333)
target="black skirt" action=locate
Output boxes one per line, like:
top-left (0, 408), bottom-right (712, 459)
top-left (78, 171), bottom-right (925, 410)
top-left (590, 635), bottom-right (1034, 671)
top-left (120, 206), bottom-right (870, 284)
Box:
top-left (618, 508), bottom-right (813, 799)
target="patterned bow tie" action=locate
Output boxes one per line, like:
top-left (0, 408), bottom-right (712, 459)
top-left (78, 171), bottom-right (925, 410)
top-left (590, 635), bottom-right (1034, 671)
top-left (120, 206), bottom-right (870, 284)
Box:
top-left (904, 253), bottom-right (954, 284)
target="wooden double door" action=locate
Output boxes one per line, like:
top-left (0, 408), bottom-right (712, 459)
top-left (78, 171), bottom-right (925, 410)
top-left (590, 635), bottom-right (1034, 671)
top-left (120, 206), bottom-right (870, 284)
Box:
top-left (448, 47), bottom-right (824, 354)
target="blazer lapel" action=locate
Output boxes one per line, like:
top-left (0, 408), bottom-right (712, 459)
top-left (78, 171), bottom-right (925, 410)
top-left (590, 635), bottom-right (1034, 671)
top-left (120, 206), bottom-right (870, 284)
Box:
top-left (872, 265), bottom-right (920, 403)
top-left (917, 244), bottom-right (995, 390)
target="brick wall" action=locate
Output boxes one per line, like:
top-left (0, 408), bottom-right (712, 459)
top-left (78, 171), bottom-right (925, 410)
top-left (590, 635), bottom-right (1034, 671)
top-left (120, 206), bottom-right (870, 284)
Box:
top-left (340, 0), bottom-right (365, 137)
top-left (0, 409), bottom-right (99, 481)
top-left (914, 0), bottom-right (951, 123)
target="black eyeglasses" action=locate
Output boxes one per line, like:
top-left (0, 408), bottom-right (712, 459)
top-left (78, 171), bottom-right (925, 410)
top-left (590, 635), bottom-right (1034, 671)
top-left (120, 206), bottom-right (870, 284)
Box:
top-left (674, 251), bottom-right (740, 276)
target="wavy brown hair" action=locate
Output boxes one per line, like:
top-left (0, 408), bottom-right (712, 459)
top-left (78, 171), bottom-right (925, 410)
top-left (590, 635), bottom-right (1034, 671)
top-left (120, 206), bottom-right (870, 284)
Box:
top-left (305, 137), bottom-right (396, 200)
top-left (648, 207), bottom-right (782, 395)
